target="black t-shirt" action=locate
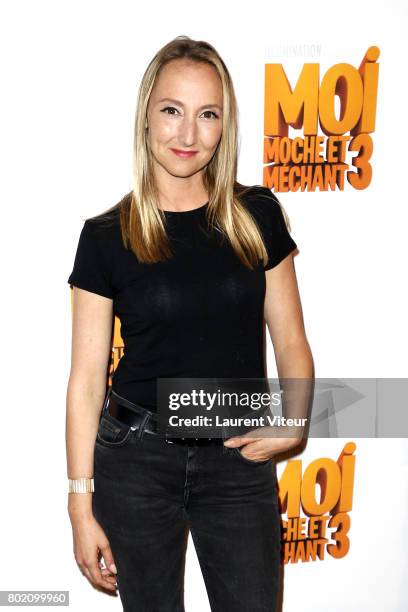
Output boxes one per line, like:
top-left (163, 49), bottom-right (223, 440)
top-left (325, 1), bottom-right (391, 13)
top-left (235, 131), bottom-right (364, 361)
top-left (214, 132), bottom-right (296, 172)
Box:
top-left (67, 186), bottom-right (297, 410)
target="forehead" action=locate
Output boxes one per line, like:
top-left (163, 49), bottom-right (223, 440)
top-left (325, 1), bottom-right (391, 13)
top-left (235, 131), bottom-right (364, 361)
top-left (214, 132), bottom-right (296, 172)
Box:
top-left (151, 59), bottom-right (223, 105)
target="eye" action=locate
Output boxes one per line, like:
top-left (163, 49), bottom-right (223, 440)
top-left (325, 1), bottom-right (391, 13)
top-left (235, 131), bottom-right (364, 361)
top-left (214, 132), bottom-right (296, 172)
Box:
top-left (160, 106), bottom-right (180, 115)
top-left (160, 107), bottom-right (219, 119)
top-left (201, 110), bottom-right (219, 119)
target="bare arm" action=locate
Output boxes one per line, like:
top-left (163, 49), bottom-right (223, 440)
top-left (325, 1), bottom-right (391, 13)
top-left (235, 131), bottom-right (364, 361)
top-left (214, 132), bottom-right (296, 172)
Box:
top-left (264, 253), bottom-right (314, 380)
top-left (224, 252), bottom-right (314, 459)
top-left (66, 286), bottom-right (117, 591)
top-left (66, 286), bottom-right (113, 514)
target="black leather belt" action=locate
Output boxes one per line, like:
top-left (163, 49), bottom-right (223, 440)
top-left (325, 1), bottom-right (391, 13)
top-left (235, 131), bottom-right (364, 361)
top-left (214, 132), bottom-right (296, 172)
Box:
top-left (105, 388), bottom-right (224, 446)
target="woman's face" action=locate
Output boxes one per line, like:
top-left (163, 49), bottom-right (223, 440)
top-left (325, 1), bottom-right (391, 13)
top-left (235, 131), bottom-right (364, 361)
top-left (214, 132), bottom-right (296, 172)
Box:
top-left (146, 59), bottom-right (223, 180)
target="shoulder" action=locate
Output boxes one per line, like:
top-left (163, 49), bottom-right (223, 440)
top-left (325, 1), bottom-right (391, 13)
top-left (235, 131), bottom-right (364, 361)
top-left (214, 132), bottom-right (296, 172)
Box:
top-left (86, 191), bottom-right (131, 229)
top-left (238, 185), bottom-right (297, 269)
top-left (238, 184), bottom-right (279, 207)
top-left (83, 191), bottom-right (131, 244)
top-left (238, 184), bottom-right (283, 226)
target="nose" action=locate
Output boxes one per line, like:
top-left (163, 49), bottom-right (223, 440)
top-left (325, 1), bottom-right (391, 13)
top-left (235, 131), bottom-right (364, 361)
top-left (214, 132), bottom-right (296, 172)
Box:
top-left (178, 114), bottom-right (198, 147)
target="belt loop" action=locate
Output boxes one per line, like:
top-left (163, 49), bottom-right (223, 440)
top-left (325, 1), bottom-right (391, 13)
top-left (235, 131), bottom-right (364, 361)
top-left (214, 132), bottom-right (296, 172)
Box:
top-left (136, 413), bottom-right (150, 439)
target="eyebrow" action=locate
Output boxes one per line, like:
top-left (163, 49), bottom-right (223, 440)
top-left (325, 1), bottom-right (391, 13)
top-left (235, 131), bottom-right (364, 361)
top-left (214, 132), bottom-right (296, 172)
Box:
top-left (156, 97), bottom-right (223, 111)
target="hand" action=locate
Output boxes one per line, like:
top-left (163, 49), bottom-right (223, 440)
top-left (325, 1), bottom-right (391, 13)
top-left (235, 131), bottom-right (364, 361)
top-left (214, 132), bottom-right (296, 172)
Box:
top-left (224, 428), bottom-right (302, 461)
top-left (70, 511), bottom-right (118, 593)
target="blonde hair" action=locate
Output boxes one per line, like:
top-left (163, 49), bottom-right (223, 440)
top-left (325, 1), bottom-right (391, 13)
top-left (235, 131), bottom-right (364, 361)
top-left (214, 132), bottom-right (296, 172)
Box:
top-left (115, 35), bottom-right (282, 269)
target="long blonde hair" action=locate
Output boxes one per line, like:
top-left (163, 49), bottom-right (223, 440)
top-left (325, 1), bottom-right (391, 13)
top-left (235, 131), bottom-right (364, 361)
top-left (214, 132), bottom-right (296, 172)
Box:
top-left (115, 35), bottom-right (281, 270)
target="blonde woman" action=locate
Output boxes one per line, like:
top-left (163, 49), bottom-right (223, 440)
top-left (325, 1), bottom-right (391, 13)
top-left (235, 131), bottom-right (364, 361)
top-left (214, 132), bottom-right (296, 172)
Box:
top-left (66, 36), bottom-right (313, 611)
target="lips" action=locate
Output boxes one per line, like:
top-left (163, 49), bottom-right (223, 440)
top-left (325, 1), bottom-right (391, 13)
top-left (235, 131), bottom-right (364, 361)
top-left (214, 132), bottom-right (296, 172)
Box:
top-left (170, 148), bottom-right (199, 158)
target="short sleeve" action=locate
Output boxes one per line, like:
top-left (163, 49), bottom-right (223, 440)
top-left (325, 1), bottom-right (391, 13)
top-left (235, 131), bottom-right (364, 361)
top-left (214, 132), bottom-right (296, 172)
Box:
top-left (67, 219), bottom-right (114, 298)
top-left (246, 187), bottom-right (298, 271)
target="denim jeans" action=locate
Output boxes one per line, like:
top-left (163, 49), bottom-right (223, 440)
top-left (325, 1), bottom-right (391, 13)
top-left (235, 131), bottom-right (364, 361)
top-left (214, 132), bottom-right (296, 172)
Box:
top-left (92, 410), bottom-right (281, 612)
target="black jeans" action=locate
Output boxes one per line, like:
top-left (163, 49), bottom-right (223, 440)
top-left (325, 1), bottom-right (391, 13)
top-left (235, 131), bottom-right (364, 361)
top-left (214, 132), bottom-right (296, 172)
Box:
top-left (92, 410), bottom-right (281, 612)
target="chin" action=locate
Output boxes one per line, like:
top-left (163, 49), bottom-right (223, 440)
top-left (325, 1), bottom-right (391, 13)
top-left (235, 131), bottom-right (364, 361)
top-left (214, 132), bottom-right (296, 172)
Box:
top-left (162, 159), bottom-right (200, 176)
top-left (167, 167), bottom-right (200, 179)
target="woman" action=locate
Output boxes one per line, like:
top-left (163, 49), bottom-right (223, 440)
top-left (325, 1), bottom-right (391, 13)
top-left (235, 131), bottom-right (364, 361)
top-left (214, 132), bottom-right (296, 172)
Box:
top-left (66, 35), bottom-right (314, 612)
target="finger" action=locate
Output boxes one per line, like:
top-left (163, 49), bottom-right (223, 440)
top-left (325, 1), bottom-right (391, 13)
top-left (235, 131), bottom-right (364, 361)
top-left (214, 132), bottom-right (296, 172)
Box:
top-left (245, 439), bottom-right (267, 450)
top-left (86, 561), bottom-right (117, 591)
top-left (240, 440), bottom-right (272, 460)
top-left (77, 561), bottom-right (107, 589)
top-left (101, 569), bottom-right (117, 585)
top-left (100, 566), bottom-right (117, 580)
top-left (81, 566), bottom-right (94, 586)
top-left (226, 437), bottom-right (260, 447)
top-left (224, 430), bottom-right (267, 446)
top-left (224, 436), bottom-right (244, 447)
top-left (100, 543), bottom-right (117, 576)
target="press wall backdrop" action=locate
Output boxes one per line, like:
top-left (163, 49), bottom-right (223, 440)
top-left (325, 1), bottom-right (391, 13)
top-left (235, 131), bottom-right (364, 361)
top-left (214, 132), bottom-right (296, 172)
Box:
top-left (1, 1), bottom-right (407, 611)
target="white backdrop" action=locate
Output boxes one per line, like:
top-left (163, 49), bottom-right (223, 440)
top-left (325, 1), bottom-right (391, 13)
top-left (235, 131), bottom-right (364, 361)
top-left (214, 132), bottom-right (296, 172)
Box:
top-left (1, 0), bottom-right (407, 610)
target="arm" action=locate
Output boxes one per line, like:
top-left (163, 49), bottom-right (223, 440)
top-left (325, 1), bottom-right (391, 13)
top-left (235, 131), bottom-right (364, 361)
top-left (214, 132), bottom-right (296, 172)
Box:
top-left (66, 286), bottom-right (117, 590)
top-left (264, 252), bottom-right (314, 380)
top-left (224, 252), bottom-right (314, 459)
top-left (264, 252), bottom-right (314, 449)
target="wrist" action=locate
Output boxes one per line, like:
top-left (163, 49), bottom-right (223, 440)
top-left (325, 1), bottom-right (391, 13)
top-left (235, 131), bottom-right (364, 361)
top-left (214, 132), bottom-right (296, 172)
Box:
top-left (68, 494), bottom-right (93, 518)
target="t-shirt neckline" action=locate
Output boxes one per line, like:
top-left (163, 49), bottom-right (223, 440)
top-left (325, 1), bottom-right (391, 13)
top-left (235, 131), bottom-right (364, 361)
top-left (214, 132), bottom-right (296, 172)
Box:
top-left (162, 201), bottom-right (209, 215)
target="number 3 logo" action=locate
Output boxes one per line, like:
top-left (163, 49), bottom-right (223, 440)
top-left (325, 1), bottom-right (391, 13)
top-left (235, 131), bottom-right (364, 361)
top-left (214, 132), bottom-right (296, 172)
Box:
top-left (347, 134), bottom-right (373, 189)
top-left (327, 512), bottom-right (351, 558)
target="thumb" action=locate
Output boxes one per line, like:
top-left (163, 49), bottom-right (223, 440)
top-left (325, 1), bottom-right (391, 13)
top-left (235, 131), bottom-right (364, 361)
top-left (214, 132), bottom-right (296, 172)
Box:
top-left (100, 543), bottom-right (117, 574)
top-left (224, 436), bottom-right (245, 447)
